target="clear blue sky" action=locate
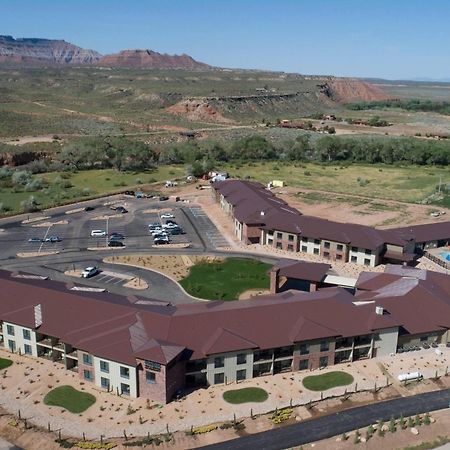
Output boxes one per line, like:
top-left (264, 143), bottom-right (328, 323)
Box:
top-left (1, 0), bottom-right (450, 79)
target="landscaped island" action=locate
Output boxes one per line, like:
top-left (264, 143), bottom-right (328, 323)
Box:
top-left (302, 371), bottom-right (354, 391)
top-left (180, 257), bottom-right (271, 300)
top-left (43, 385), bottom-right (96, 413)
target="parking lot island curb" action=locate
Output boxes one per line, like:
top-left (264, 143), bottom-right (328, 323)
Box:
top-left (16, 251), bottom-right (59, 258)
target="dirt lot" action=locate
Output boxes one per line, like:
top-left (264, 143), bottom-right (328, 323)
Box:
top-left (274, 187), bottom-right (450, 228)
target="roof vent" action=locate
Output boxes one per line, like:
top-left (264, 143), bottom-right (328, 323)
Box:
top-left (375, 306), bottom-right (384, 315)
top-left (260, 211), bottom-right (265, 216)
top-left (34, 304), bottom-right (42, 328)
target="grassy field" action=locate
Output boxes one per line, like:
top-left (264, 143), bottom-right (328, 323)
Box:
top-left (43, 385), bottom-right (96, 413)
top-left (223, 387), bottom-right (269, 404)
top-left (302, 371), bottom-right (354, 391)
top-left (222, 162), bottom-right (450, 203)
top-left (180, 257), bottom-right (271, 300)
top-left (0, 166), bottom-right (185, 215)
top-left (0, 357), bottom-right (13, 370)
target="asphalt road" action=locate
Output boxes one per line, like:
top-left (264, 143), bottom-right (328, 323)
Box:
top-left (200, 389), bottom-right (450, 450)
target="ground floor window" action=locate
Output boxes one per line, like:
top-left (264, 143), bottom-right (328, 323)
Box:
top-left (351, 256), bottom-right (357, 263)
top-left (299, 359), bottom-right (309, 370)
top-left (364, 258), bottom-right (371, 266)
top-left (301, 245), bottom-right (307, 252)
top-left (336, 254), bottom-right (342, 260)
top-left (24, 344), bottom-right (32, 355)
top-left (83, 370), bottom-right (93, 381)
top-left (313, 248), bottom-right (319, 255)
top-left (276, 242), bottom-right (282, 249)
top-left (323, 251), bottom-right (330, 259)
top-left (236, 369), bottom-right (246, 381)
top-left (253, 362), bottom-right (272, 378)
top-left (319, 356), bottom-right (328, 367)
top-left (287, 244), bottom-right (294, 252)
top-left (8, 340), bottom-right (16, 352)
top-left (146, 371), bottom-right (156, 384)
top-left (121, 383), bottom-right (130, 395)
top-left (214, 373), bottom-right (225, 384)
top-left (101, 377), bottom-right (110, 389)
top-left (185, 372), bottom-right (207, 387)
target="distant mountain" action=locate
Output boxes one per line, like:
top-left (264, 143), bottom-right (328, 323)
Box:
top-left (0, 35), bottom-right (101, 65)
top-left (0, 35), bottom-right (212, 69)
top-left (410, 77), bottom-right (450, 83)
top-left (96, 49), bottom-right (211, 69)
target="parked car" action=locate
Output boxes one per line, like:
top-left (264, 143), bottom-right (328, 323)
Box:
top-left (109, 232), bottom-right (124, 240)
top-left (159, 196), bottom-right (169, 201)
top-left (154, 237), bottom-right (169, 245)
top-left (28, 237), bottom-right (42, 243)
top-left (151, 229), bottom-right (168, 237)
top-left (124, 190), bottom-right (135, 196)
top-left (116, 206), bottom-right (128, 214)
top-left (84, 206), bottom-right (95, 212)
top-left (162, 222), bottom-right (179, 229)
top-left (108, 240), bottom-right (124, 247)
top-left (168, 227), bottom-right (184, 235)
top-left (44, 236), bottom-right (62, 243)
top-left (81, 266), bottom-right (100, 278)
top-left (165, 219), bottom-right (177, 225)
top-left (160, 213), bottom-right (174, 219)
top-left (91, 230), bottom-right (106, 237)
top-left (148, 222), bottom-right (160, 228)
top-left (135, 191), bottom-right (144, 199)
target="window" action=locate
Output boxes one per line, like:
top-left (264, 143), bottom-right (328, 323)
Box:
top-left (288, 234), bottom-right (294, 242)
top-left (236, 353), bottom-right (247, 365)
top-left (337, 244), bottom-right (344, 251)
top-left (299, 343), bottom-right (309, 355)
top-left (144, 360), bottom-right (161, 372)
top-left (267, 238), bottom-right (273, 245)
top-left (276, 232), bottom-right (282, 239)
top-left (320, 340), bottom-right (329, 352)
top-left (146, 371), bottom-right (156, 384)
top-left (336, 254), bottom-right (342, 260)
top-left (324, 241), bottom-right (330, 249)
top-left (214, 373), bottom-right (224, 384)
top-left (120, 366), bottom-right (130, 379)
top-left (364, 258), bottom-right (371, 266)
top-left (420, 336), bottom-right (428, 342)
top-left (287, 244), bottom-right (294, 252)
top-left (351, 246), bottom-right (358, 252)
top-left (24, 344), bottom-right (32, 355)
top-left (83, 354), bottom-right (92, 366)
top-left (323, 251), bottom-right (330, 258)
top-left (319, 356), bottom-right (328, 367)
top-left (365, 249), bottom-right (372, 255)
top-left (101, 377), bottom-right (110, 389)
top-left (6, 325), bottom-right (14, 336)
top-left (276, 242), bottom-right (282, 249)
top-left (236, 369), bottom-right (246, 381)
top-left (100, 360), bottom-right (109, 373)
top-left (313, 248), bottom-right (319, 255)
top-left (121, 383), bottom-right (130, 395)
top-left (301, 245), bottom-right (308, 252)
top-left (299, 359), bottom-right (309, 370)
top-left (214, 356), bottom-right (224, 368)
top-left (22, 329), bottom-right (31, 340)
top-left (302, 237), bottom-right (308, 243)
top-left (8, 340), bottom-right (16, 352)
top-left (314, 239), bottom-right (320, 245)
top-left (351, 256), bottom-right (357, 263)
top-left (83, 370), bottom-right (93, 381)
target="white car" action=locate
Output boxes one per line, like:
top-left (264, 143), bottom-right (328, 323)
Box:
top-left (160, 213), bottom-right (174, 219)
top-left (150, 229), bottom-right (168, 236)
top-left (91, 230), bottom-right (107, 237)
top-left (81, 266), bottom-right (100, 278)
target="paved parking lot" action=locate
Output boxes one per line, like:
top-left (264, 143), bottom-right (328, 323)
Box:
top-left (0, 195), bottom-right (230, 261)
top-left (187, 206), bottom-right (230, 248)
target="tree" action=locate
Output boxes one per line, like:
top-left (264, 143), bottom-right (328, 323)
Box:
top-left (11, 170), bottom-right (32, 186)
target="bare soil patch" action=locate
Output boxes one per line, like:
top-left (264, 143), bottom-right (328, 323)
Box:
top-left (17, 251), bottom-right (59, 258)
top-left (105, 254), bottom-right (223, 281)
